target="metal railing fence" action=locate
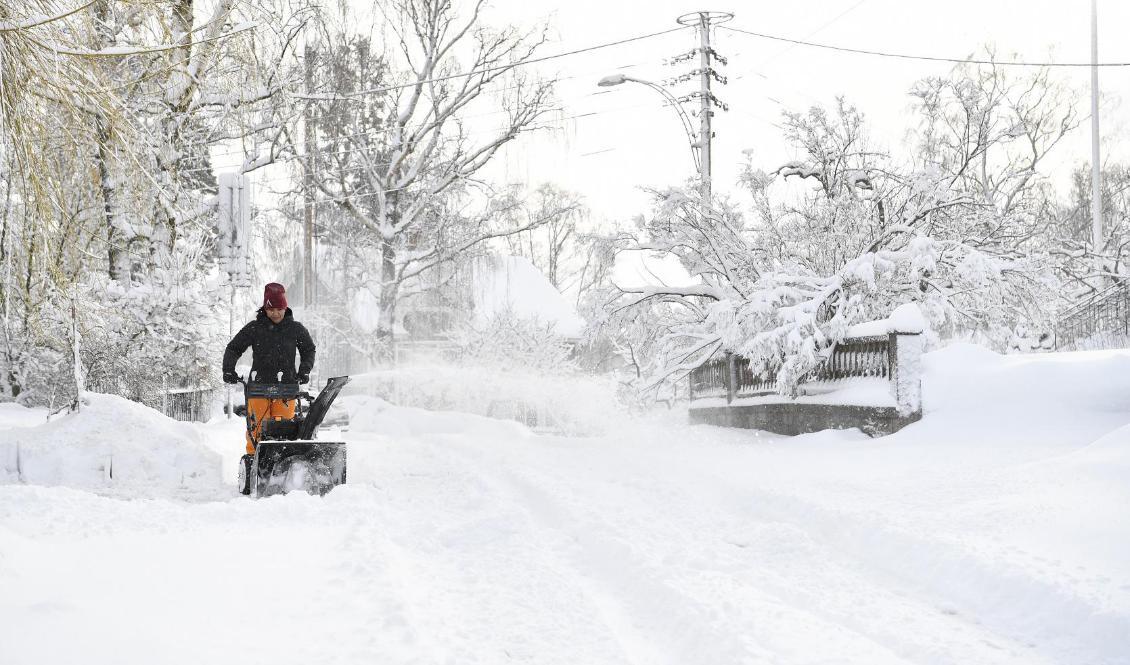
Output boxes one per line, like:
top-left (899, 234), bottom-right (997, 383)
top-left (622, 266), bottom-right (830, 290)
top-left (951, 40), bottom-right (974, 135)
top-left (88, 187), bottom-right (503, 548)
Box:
top-left (1056, 282), bottom-right (1130, 351)
top-left (690, 332), bottom-right (908, 403)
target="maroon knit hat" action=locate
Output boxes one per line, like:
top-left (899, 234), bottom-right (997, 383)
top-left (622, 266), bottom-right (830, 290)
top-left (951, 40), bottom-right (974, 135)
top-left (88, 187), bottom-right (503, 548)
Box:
top-left (263, 282), bottom-right (288, 309)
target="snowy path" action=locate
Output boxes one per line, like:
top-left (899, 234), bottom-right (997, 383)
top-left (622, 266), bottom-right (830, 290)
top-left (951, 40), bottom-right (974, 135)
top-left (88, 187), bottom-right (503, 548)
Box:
top-left (2, 346), bottom-right (1130, 664)
top-left (3, 417), bottom-right (1127, 664)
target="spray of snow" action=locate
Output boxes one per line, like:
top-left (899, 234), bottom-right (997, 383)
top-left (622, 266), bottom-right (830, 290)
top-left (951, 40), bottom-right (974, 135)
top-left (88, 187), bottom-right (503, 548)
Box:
top-left (343, 364), bottom-right (620, 435)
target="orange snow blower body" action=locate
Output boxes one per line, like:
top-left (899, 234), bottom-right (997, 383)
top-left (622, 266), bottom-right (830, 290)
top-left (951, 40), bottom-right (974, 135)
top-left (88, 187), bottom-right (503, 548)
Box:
top-left (235, 377), bottom-right (350, 498)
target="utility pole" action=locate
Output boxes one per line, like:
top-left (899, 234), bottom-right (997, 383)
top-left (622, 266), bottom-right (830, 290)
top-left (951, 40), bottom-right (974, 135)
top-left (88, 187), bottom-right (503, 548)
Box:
top-left (303, 42), bottom-right (317, 308)
top-left (218, 173), bottom-right (250, 419)
top-left (674, 12), bottom-right (731, 220)
top-left (697, 16), bottom-right (713, 207)
top-left (1090, 0), bottom-right (1103, 254)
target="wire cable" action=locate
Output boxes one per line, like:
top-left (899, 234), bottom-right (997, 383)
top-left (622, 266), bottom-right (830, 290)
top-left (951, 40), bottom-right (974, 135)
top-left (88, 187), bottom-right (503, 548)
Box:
top-left (720, 24), bottom-right (1130, 68)
top-left (752, 0), bottom-right (869, 68)
top-left (297, 26), bottom-right (689, 100)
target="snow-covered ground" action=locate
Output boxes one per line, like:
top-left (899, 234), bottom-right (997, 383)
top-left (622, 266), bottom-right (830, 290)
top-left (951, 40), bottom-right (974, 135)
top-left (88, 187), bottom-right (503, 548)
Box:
top-left (1, 344), bottom-right (1129, 664)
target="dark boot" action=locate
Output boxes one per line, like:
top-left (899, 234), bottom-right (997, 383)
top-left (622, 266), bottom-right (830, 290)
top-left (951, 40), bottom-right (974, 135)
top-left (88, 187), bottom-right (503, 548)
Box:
top-left (238, 454), bottom-right (254, 495)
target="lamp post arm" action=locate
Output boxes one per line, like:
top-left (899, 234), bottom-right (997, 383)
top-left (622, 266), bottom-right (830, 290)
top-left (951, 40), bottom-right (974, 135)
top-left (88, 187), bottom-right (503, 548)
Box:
top-left (624, 76), bottom-right (701, 171)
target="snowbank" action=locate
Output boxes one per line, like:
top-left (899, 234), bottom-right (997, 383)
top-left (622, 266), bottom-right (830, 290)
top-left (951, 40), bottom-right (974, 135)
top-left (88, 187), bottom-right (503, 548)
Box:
top-left (0, 402), bottom-right (47, 430)
top-left (905, 342), bottom-right (1130, 447)
top-left (0, 392), bottom-right (223, 496)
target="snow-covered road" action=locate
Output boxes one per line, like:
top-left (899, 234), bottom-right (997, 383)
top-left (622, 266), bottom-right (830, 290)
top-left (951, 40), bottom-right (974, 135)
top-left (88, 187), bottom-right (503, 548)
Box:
top-left (2, 345), bottom-right (1129, 664)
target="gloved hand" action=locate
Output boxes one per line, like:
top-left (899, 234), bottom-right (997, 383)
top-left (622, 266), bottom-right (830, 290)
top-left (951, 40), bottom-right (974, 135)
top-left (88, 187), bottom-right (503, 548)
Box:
top-left (297, 373), bottom-right (310, 385)
top-left (222, 370), bottom-right (241, 384)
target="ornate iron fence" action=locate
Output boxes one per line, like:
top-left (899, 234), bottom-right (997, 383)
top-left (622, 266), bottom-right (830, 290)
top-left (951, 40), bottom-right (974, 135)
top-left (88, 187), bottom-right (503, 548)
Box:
top-left (689, 356), bottom-right (731, 399)
top-left (1056, 282), bottom-right (1130, 350)
top-left (689, 331), bottom-right (921, 414)
top-left (734, 356), bottom-right (776, 396)
top-left (812, 335), bottom-right (890, 381)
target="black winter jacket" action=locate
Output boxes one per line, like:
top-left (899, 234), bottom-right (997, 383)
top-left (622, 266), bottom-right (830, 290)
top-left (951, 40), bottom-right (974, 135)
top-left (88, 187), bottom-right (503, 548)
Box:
top-left (222, 308), bottom-right (315, 383)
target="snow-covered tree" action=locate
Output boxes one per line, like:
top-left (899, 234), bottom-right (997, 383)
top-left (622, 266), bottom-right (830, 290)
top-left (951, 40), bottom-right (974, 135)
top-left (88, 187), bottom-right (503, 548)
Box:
top-left (292, 0), bottom-right (556, 360)
top-left (0, 0), bottom-right (301, 404)
top-left (1052, 163), bottom-right (1130, 297)
top-left (503, 183), bottom-right (587, 290)
top-left (607, 58), bottom-right (1078, 396)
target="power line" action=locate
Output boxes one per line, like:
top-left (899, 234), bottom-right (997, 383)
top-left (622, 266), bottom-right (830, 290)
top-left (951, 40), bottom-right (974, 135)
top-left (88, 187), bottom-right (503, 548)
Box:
top-left (173, 59), bottom-right (659, 162)
top-left (296, 26), bottom-right (689, 100)
top-left (720, 24), bottom-right (1130, 68)
top-left (190, 96), bottom-right (706, 177)
top-left (753, 0), bottom-right (869, 68)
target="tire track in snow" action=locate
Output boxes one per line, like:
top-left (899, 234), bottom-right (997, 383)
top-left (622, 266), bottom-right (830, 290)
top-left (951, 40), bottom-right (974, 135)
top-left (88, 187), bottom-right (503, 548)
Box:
top-left (452, 435), bottom-right (1075, 665)
top-left (439, 435), bottom-right (790, 665)
top-left (579, 438), bottom-right (1121, 664)
top-left (707, 481), bottom-right (1130, 665)
top-left (314, 487), bottom-right (443, 665)
top-left (339, 433), bottom-right (634, 664)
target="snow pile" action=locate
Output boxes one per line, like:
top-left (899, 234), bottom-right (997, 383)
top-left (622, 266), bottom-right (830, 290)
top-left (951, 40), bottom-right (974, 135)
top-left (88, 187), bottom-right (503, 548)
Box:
top-left (0, 403), bottom-right (47, 430)
top-left (844, 302), bottom-right (927, 337)
top-left (0, 392), bottom-right (223, 496)
top-left (472, 255), bottom-right (585, 337)
top-left (344, 364), bottom-right (621, 435)
top-left (907, 343), bottom-right (1130, 445)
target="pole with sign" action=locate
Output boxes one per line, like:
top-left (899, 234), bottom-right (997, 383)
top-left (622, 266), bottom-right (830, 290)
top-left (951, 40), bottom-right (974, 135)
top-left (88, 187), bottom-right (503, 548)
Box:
top-left (218, 173), bottom-right (252, 418)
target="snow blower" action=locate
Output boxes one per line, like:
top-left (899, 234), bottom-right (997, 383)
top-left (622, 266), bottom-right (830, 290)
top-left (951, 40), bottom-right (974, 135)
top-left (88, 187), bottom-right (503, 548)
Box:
top-left (236, 376), bottom-right (350, 498)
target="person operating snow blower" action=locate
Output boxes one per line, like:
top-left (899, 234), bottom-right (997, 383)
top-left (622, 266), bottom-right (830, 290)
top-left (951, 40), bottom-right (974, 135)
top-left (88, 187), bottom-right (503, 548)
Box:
top-left (222, 283), bottom-right (349, 498)
top-left (222, 282), bottom-right (316, 456)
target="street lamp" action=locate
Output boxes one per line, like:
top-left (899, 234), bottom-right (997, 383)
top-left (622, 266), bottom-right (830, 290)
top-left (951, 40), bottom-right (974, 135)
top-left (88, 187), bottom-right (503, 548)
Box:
top-left (597, 74), bottom-right (701, 173)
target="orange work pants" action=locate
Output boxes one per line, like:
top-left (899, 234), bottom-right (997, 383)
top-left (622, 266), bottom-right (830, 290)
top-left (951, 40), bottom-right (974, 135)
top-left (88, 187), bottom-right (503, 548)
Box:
top-left (245, 397), bottom-right (296, 454)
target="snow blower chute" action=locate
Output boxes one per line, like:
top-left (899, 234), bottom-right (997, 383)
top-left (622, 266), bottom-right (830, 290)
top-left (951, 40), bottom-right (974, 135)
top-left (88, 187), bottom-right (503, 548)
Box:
top-left (236, 376), bottom-right (350, 498)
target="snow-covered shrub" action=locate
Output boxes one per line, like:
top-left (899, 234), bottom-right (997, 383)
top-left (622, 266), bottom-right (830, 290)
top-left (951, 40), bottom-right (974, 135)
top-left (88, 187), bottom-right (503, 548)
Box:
top-left (1, 257), bottom-right (226, 409)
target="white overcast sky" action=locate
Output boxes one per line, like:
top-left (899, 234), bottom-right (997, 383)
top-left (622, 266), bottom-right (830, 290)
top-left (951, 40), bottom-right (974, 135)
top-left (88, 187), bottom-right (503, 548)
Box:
top-left (478, 0), bottom-right (1130, 224)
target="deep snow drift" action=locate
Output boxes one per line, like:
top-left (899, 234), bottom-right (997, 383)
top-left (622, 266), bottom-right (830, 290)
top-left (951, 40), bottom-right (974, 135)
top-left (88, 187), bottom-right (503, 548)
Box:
top-left (0, 392), bottom-right (222, 496)
top-left (1, 344), bottom-right (1128, 664)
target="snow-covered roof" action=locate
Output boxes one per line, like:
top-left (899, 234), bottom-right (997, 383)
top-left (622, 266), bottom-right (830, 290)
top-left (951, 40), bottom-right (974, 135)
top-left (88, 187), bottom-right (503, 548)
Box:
top-left (472, 255), bottom-right (585, 337)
